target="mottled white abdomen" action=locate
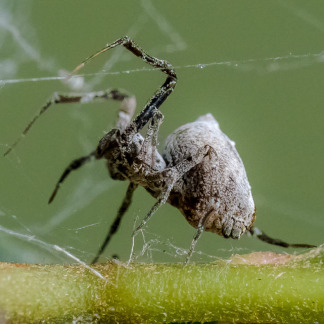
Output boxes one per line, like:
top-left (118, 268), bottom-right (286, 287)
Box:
top-left (163, 113), bottom-right (256, 239)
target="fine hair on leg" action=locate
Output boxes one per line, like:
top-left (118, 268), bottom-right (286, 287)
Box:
top-left (4, 89), bottom-right (132, 156)
top-left (91, 182), bottom-right (138, 264)
top-left (185, 209), bottom-right (215, 264)
top-left (71, 36), bottom-right (177, 133)
top-left (249, 227), bottom-right (316, 249)
top-left (45, 90), bottom-right (135, 203)
top-left (132, 145), bottom-right (212, 246)
top-left (48, 151), bottom-right (96, 204)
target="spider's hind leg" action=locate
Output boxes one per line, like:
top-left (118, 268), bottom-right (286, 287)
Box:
top-left (249, 227), bottom-right (316, 249)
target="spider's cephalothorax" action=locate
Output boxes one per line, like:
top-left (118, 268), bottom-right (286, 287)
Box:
top-left (5, 36), bottom-right (315, 264)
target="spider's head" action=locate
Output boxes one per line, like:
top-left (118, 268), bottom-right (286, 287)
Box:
top-left (96, 129), bottom-right (120, 158)
top-left (95, 129), bottom-right (124, 180)
top-left (96, 128), bottom-right (145, 181)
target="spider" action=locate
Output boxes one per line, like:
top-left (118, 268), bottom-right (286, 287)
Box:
top-left (4, 36), bottom-right (315, 264)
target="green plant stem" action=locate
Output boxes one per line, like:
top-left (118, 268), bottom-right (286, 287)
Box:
top-left (0, 247), bottom-right (323, 323)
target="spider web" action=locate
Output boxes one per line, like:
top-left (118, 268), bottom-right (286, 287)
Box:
top-left (1, 0), bottom-right (323, 281)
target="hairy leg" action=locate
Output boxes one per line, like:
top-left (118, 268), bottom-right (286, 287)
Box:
top-left (133, 145), bottom-right (212, 236)
top-left (71, 36), bottom-right (177, 133)
top-left (249, 227), bottom-right (316, 248)
top-left (137, 108), bottom-right (165, 170)
top-left (185, 209), bottom-right (215, 264)
top-left (4, 89), bottom-right (133, 156)
top-left (46, 90), bottom-right (135, 203)
top-left (91, 182), bottom-right (138, 264)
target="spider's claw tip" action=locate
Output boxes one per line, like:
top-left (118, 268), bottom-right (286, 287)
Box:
top-left (91, 257), bottom-right (98, 265)
top-left (3, 148), bottom-right (11, 157)
top-left (65, 73), bottom-right (73, 81)
top-left (71, 63), bottom-right (85, 76)
top-left (293, 243), bottom-right (317, 249)
top-left (48, 188), bottom-right (58, 204)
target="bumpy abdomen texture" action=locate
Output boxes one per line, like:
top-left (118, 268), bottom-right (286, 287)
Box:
top-left (163, 114), bottom-right (255, 239)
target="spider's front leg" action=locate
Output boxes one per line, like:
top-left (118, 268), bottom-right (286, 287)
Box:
top-left (4, 89), bottom-right (132, 157)
top-left (72, 36), bottom-right (177, 133)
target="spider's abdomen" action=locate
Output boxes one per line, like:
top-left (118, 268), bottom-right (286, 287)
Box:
top-left (163, 113), bottom-right (256, 239)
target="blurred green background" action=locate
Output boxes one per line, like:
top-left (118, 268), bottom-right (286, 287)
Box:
top-left (0, 0), bottom-right (323, 264)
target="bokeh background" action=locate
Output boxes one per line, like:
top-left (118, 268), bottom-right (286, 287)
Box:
top-left (0, 0), bottom-right (323, 264)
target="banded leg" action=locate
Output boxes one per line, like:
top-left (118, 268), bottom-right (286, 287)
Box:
top-left (185, 209), bottom-right (215, 264)
top-left (72, 36), bottom-right (177, 133)
top-left (4, 89), bottom-right (132, 156)
top-left (48, 151), bottom-right (96, 204)
top-left (91, 182), bottom-right (138, 264)
top-left (133, 145), bottom-right (212, 236)
top-left (137, 108), bottom-right (164, 170)
top-left (44, 90), bottom-right (135, 203)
